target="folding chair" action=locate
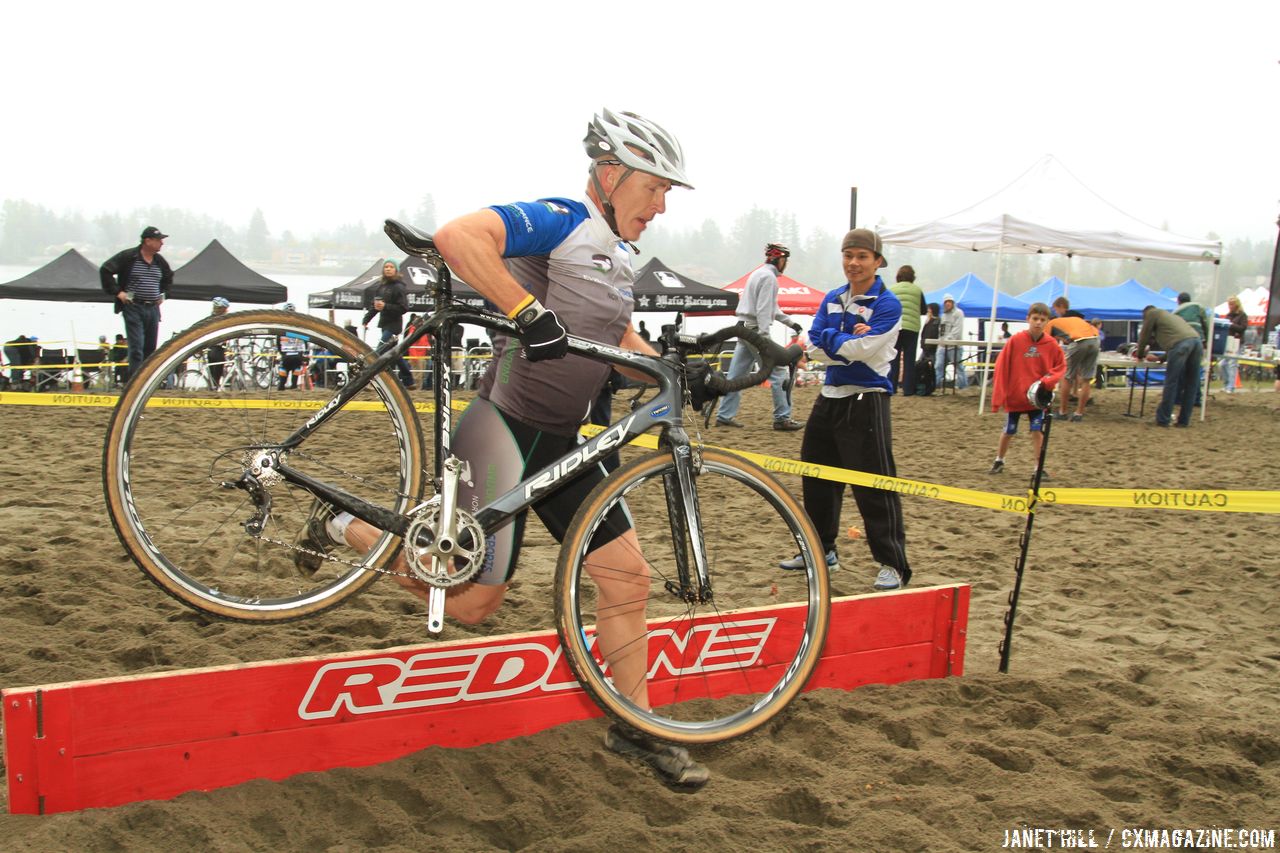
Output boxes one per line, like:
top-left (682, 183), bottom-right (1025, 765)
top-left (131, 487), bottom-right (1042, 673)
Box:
top-left (76, 348), bottom-right (107, 389)
top-left (36, 348), bottom-right (72, 392)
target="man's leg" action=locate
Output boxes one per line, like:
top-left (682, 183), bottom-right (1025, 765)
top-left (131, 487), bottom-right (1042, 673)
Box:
top-left (1176, 342), bottom-right (1202, 426)
top-left (122, 303), bottom-right (146, 378)
top-left (342, 520), bottom-right (509, 623)
top-left (934, 348), bottom-right (947, 388)
top-left (1158, 343), bottom-right (1188, 426)
top-left (714, 339), bottom-right (752, 422)
top-left (900, 331), bottom-right (918, 396)
top-left (799, 397), bottom-right (843, 554)
top-left (953, 347), bottom-right (968, 389)
top-left (769, 363), bottom-right (791, 420)
top-left (838, 394), bottom-right (911, 583)
top-left (584, 530), bottom-right (652, 708)
top-left (142, 306), bottom-right (161, 359)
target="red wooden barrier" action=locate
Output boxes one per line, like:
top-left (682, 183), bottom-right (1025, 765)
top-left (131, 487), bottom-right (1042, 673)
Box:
top-left (3, 584), bottom-right (968, 815)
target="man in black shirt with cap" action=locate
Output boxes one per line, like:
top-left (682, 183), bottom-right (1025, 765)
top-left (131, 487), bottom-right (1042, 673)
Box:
top-left (100, 225), bottom-right (173, 380)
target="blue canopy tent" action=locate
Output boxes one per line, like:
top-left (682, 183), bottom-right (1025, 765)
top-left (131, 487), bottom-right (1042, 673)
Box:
top-left (1015, 278), bottom-right (1175, 321)
top-left (1015, 276), bottom-right (1068, 307)
top-left (878, 155), bottom-right (1223, 413)
top-left (925, 273), bottom-right (1032, 323)
top-left (1074, 279), bottom-right (1174, 320)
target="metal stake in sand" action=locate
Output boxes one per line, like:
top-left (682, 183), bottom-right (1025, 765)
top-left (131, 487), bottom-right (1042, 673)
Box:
top-left (998, 398), bottom-right (1054, 673)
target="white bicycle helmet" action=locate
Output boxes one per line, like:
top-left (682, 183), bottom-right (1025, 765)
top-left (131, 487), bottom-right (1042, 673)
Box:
top-left (584, 108), bottom-right (692, 189)
top-left (1027, 379), bottom-right (1054, 409)
top-left (211, 296), bottom-right (230, 308)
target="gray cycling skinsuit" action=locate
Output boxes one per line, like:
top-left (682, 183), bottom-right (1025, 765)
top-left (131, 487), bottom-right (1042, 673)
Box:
top-left (455, 195), bottom-right (641, 584)
top-left (453, 398), bottom-right (631, 585)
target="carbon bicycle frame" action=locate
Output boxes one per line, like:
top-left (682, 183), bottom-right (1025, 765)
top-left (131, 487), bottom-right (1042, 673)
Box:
top-left (270, 293), bottom-right (715, 598)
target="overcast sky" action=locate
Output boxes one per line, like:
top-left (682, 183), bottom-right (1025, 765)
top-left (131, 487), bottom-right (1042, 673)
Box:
top-left (4, 1), bottom-right (1277, 245)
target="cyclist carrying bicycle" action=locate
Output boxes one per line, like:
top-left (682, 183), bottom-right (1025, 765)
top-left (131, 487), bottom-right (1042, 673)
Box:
top-left (298, 108), bottom-right (710, 790)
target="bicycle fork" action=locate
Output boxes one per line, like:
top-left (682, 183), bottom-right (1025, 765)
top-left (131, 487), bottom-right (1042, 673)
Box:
top-left (661, 443), bottom-right (713, 604)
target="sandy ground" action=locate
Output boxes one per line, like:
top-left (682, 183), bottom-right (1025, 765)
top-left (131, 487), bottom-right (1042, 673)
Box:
top-left (0, 380), bottom-right (1277, 852)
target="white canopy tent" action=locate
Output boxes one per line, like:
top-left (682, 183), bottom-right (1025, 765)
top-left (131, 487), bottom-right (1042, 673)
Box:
top-left (878, 155), bottom-right (1223, 414)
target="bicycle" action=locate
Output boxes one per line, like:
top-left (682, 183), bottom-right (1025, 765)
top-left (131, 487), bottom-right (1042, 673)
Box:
top-left (174, 341), bottom-right (271, 391)
top-left (102, 220), bottom-right (831, 744)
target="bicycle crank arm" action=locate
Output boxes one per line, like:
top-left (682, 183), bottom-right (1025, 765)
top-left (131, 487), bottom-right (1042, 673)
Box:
top-left (427, 583), bottom-right (445, 633)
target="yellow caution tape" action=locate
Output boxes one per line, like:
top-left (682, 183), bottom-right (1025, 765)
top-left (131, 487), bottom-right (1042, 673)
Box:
top-left (0, 391), bottom-right (451, 415)
top-left (1035, 487), bottom-right (1279, 514)
top-left (4, 393), bottom-right (1276, 514)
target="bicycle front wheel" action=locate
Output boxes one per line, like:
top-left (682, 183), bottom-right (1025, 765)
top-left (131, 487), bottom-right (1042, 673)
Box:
top-left (103, 309), bottom-right (427, 622)
top-left (555, 448), bottom-right (830, 744)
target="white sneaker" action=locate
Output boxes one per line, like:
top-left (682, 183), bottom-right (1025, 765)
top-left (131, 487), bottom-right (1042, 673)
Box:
top-left (779, 550), bottom-right (838, 571)
top-left (872, 566), bottom-right (905, 591)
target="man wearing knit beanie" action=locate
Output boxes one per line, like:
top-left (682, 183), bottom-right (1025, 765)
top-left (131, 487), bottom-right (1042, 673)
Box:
top-left (780, 228), bottom-right (913, 592)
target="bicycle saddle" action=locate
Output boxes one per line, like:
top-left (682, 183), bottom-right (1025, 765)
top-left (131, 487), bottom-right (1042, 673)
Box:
top-left (384, 219), bottom-right (438, 257)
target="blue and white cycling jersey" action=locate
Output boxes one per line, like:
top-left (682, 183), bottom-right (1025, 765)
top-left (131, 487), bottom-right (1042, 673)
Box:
top-left (477, 197), bottom-right (635, 436)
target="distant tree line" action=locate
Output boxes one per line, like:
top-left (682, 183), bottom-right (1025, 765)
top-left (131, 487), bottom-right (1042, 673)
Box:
top-left (1, 196), bottom-right (1270, 302)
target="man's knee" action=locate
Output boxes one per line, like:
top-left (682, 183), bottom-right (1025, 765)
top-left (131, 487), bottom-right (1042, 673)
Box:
top-left (447, 583), bottom-right (506, 624)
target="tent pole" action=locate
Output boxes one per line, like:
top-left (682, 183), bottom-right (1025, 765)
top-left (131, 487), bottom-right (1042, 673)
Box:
top-left (1201, 260), bottom-right (1221, 422)
top-left (978, 245), bottom-right (1005, 413)
top-left (1062, 253), bottom-right (1072, 301)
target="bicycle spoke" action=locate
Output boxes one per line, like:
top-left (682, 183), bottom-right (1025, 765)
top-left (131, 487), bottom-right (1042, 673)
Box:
top-left (556, 448), bottom-right (828, 743)
top-left (104, 310), bottom-right (427, 622)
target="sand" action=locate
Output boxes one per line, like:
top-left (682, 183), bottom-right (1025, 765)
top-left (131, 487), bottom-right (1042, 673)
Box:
top-left (1, 383), bottom-right (1277, 852)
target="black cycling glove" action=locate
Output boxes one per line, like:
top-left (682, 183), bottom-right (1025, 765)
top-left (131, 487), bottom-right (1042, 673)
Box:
top-left (514, 300), bottom-right (568, 362)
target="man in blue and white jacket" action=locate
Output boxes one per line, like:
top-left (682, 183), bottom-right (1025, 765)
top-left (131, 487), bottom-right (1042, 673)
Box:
top-left (781, 228), bottom-right (913, 591)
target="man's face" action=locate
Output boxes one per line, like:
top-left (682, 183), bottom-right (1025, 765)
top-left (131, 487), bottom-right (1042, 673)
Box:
top-left (607, 168), bottom-right (672, 242)
top-left (944, 299), bottom-right (955, 313)
top-left (776, 255), bottom-right (789, 274)
top-left (143, 236), bottom-right (164, 252)
top-left (841, 248), bottom-right (879, 291)
top-left (1027, 312), bottom-right (1049, 336)
top-left (1053, 303), bottom-right (1067, 317)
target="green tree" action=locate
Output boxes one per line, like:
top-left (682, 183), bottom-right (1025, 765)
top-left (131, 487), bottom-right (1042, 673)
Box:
top-left (246, 209), bottom-right (270, 260)
top-left (415, 195), bottom-right (438, 232)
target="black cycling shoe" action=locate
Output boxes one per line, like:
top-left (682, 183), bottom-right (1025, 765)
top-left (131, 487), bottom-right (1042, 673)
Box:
top-left (293, 499), bottom-right (336, 577)
top-left (604, 724), bottom-right (710, 792)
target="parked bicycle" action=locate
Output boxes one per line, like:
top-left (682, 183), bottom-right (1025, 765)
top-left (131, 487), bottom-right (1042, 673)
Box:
top-left (103, 221), bottom-right (831, 744)
top-left (174, 340), bottom-right (276, 391)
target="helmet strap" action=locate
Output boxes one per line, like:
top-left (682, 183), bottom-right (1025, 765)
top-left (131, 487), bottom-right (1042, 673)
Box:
top-left (589, 162), bottom-right (640, 254)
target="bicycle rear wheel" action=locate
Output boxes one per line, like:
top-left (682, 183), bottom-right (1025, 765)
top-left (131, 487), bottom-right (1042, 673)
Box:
top-left (555, 448), bottom-right (830, 744)
top-left (103, 310), bottom-right (427, 622)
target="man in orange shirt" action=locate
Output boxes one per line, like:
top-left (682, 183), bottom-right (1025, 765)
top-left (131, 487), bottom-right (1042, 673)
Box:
top-left (1046, 297), bottom-right (1100, 422)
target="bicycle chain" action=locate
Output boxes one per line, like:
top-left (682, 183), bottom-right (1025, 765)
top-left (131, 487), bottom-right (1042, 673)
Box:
top-left (254, 531), bottom-right (416, 578)
top-left (249, 445), bottom-right (424, 578)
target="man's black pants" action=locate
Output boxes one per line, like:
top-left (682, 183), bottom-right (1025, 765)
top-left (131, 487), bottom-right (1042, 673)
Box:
top-left (800, 392), bottom-right (911, 582)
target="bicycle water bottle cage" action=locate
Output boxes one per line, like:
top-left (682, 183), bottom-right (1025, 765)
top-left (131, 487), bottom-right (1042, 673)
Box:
top-left (384, 219), bottom-right (439, 259)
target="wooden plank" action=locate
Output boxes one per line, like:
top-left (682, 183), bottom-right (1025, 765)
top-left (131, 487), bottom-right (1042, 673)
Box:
top-left (4, 584), bottom-right (969, 815)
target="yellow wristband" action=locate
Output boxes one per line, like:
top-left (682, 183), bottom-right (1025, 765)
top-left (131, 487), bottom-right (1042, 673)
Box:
top-left (507, 294), bottom-right (536, 320)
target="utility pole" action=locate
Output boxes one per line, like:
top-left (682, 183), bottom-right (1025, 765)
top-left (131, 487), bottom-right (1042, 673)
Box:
top-left (849, 187), bottom-right (858, 229)
top-left (1266, 213), bottom-right (1280, 340)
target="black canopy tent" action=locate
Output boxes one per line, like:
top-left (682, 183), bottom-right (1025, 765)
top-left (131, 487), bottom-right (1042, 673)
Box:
top-left (171, 240), bottom-right (287, 303)
top-left (0, 249), bottom-right (111, 302)
top-left (307, 259), bottom-right (383, 310)
top-left (308, 257), bottom-right (490, 313)
top-left (631, 257), bottom-right (738, 313)
top-left (307, 255), bottom-right (731, 319)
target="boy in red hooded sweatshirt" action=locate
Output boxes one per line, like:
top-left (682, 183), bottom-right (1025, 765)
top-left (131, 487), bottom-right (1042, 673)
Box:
top-left (988, 302), bottom-right (1065, 477)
